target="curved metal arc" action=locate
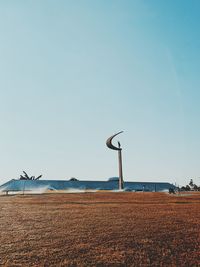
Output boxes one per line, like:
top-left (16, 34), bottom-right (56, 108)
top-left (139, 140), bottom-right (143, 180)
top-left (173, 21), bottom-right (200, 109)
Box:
top-left (106, 131), bottom-right (123, 151)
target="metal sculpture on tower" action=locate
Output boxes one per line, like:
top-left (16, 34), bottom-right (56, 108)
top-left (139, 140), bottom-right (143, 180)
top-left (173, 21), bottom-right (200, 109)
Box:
top-left (106, 131), bottom-right (124, 190)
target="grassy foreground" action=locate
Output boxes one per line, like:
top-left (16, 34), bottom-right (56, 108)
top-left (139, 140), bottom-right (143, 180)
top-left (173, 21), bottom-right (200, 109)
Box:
top-left (0, 192), bottom-right (199, 266)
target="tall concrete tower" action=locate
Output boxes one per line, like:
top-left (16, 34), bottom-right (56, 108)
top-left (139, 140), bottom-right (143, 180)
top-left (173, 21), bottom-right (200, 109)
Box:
top-left (106, 131), bottom-right (124, 190)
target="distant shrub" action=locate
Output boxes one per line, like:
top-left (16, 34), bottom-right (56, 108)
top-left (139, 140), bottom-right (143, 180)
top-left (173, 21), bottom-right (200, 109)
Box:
top-left (108, 177), bottom-right (119, 181)
top-left (185, 185), bottom-right (191, 191)
top-left (69, 177), bottom-right (79, 181)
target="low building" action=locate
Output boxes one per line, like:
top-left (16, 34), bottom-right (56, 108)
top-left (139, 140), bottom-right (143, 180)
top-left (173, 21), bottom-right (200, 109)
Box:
top-left (0, 178), bottom-right (176, 193)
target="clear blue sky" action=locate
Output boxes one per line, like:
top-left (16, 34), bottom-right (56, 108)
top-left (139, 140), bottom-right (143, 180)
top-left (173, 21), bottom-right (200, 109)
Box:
top-left (0, 0), bottom-right (200, 186)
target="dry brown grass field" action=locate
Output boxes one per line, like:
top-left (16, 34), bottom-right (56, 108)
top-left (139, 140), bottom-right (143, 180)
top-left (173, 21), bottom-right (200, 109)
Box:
top-left (0, 192), bottom-right (199, 267)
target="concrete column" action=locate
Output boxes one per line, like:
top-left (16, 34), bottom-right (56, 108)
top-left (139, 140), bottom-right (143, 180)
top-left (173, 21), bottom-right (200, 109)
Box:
top-left (118, 149), bottom-right (124, 190)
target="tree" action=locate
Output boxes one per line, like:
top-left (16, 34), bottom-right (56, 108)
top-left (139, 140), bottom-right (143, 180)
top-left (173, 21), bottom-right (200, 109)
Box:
top-left (19, 171), bottom-right (42, 180)
top-left (189, 179), bottom-right (194, 187)
top-left (193, 184), bottom-right (198, 191)
top-left (185, 185), bottom-right (191, 191)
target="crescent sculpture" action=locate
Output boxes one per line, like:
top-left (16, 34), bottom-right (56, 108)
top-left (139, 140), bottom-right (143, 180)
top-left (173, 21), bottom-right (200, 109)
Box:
top-left (106, 131), bottom-right (124, 190)
top-left (106, 131), bottom-right (123, 151)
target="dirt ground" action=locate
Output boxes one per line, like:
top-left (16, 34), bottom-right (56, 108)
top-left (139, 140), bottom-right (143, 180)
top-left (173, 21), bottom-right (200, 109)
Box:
top-left (0, 192), bottom-right (199, 267)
